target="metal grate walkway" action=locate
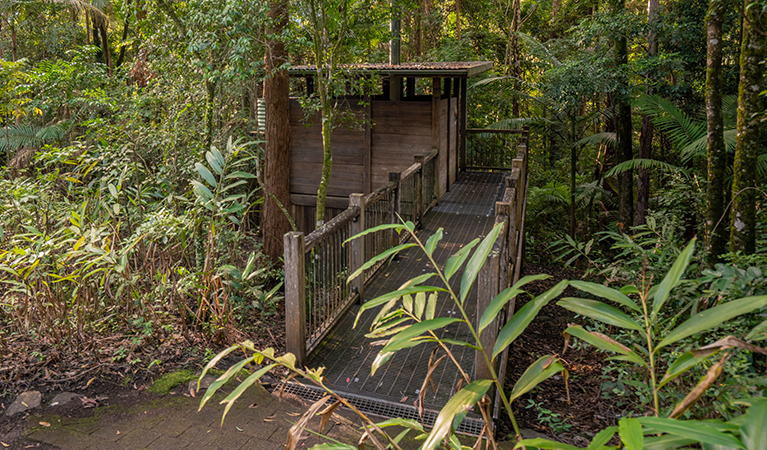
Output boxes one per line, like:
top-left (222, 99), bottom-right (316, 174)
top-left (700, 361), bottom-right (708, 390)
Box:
top-left (300, 172), bottom-right (506, 432)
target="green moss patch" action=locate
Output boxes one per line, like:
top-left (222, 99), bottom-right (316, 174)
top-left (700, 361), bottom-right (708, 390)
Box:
top-left (148, 369), bottom-right (195, 395)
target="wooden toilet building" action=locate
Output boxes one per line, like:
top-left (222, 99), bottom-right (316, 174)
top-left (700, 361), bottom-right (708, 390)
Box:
top-left (287, 61), bottom-right (493, 232)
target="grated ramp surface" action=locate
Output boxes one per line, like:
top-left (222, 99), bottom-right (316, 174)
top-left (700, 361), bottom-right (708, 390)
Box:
top-left (303, 172), bottom-right (506, 429)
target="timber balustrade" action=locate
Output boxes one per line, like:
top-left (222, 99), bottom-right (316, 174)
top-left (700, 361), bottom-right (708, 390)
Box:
top-left (473, 140), bottom-right (529, 424)
top-left (466, 127), bottom-right (529, 171)
top-left (284, 150), bottom-right (438, 366)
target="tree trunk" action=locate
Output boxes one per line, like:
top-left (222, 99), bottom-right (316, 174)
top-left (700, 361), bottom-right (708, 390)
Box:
top-left (455, 0), bottom-right (461, 41)
top-left (263, 0), bottom-right (292, 262)
top-left (100, 23), bottom-right (113, 76)
top-left (570, 114), bottom-right (577, 237)
top-left (510, 0), bottom-right (521, 117)
top-left (612, 0), bottom-right (633, 229)
top-left (315, 92), bottom-right (333, 227)
top-left (204, 78), bottom-right (216, 150)
top-left (705, 0), bottom-right (726, 264)
top-left (116, 6), bottom-right (132, 68)
top-left (730, 0), bottom-right (764, 254)
top-left (635, 0), bottom-right (659, 227)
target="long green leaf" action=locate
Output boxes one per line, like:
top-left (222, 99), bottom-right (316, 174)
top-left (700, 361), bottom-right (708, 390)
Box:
top-left (480, 274), bottom-right (551, 332)
top-left (585, 426), bottom-right (618, 450)
top-left (515, 438), bottom-right (580, 450)
top-left (425, 229), bottom-right (443, 256)
top-left (644, 435), bottom-right (698, 450)
top-left (619, 418), bottom-right (643, 450)
top-left (659, 349), bottom-right (719, 389)
top-left (558, 298), bottom-right (643, 331)
top-left (570, 280), bottom-right (641, 312)
top-left (381, 318), bottom-right (461, 353)
top-left (459, 222), bottom-right (504, 304)
top-left (493, 280), bottom-right (568, 359)
top-left (206, 151), bottom-right (222, 175)
top-left (657, 295), bottom-right (767, 350)
top-left (740, 398), bottom-right (767, 450)
top-left (198, 356), bottom-right (255, 410)
top-left (637, 417), bottom-right (745, 449)
top-left (218, 363), bottom-right (276, 424)
top-left (652, 239), bottom-right (696, 319)
top-left (509, 355), bottom-right (564, 402)
top-left (423, 380), bottom-right (492, 450)
top-left (563, 326), bottom-right (646, 367)
top-left (356, 286), bottom-right (448, 325)
top-left (195, 162), bottom-right (217, 188)
top-left (191, 180), bottom-right (214, 201)
top-left (444, 239), bottom-right (479, 281)
top-left (310, 444), bottom-right (358, 450)
top-left (343, 223), bottom-right (412, 245)
top-left (346, 243), bottom-right (418, 283)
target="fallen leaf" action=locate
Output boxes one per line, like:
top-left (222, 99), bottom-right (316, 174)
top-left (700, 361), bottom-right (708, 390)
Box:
top-left (236, 426), bottom-right (243, 432)
top-left (286, 412), bottom-right (301, 417)
top-left (248, 403), bottom-right (259, 409)
top-left (39, 422), bottom-right (51, 427)
top-left (116, 430), bottom-right (120, 435)
top-left (86, 377), bottom-right (95, 387)
top-left (1, 441), bottom-right (9, 447)
top-left (400, 396), bottom-right (408, 403)
top-left (189, 387), bottom-right (196, 397)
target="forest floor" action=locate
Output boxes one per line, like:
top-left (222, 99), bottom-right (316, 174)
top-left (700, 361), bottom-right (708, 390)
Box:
top-left (0, 264), bottom-right (613, 448)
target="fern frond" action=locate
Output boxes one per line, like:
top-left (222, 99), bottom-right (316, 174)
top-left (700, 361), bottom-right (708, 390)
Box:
top-left (604, 158), bottom-right (688, 178)
top-left (633, 94), bottom-right (706, 151)
top-left (517, 33), bottom-right (561, 68)
top-left (0, 125), bottom-right (43, 152)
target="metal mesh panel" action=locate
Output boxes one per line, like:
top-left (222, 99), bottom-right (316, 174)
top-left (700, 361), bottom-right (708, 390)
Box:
top-left (280, 382), bottom-right (487, 437)
top-left (466, 132), bottom-right (522, 170)
top-left (305, 219), bottom-right (354, 350)
top-left (399, 170), bottom-right (419, 228)
top-left (422, 156), bottom-right (437, 212)
top-left (364, 188), bottom-right (395, 283)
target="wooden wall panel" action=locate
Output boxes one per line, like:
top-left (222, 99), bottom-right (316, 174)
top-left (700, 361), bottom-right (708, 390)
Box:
top-left (438, 99), bottom-right (448, 196)
top-left (290, 101), bottom-right (365, 197)
top-left (370, 101), bottom-right (433, 189)
top-left (449, 97), bottom-right (457, 185)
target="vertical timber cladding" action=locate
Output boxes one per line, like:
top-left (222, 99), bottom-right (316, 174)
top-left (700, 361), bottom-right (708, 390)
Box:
top-left (288, 99), bottom-right (366, 199)
top-left (449, 80), bottom-right (458, 186)
top-left (369, 100), bottom-right (432, 188)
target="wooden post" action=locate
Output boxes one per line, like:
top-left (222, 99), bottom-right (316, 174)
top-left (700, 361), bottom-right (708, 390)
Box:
top-left (349, 194), bottom-right (365, 303)
top-left (364, 97), bottom-right (372, 195)
top-left (432, 77), bottom-right (444, 197)
top-left (496, 201), bottom-right (512, 288)
top-left (414, 155), bottom-right (424, 227)
top-left (475, 246), bottom-right (501, 381)
top-left (284, 231), bottom-right (306, 367)
top-left (459, 78), bottom-right (467, 172)
top-left (389, 172), bottom-right (401, 245)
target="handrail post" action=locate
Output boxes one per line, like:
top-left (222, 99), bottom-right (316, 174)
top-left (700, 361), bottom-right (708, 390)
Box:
top-left (475, 245), bottom-right (501, 381)
top-left (284, 231), bottom-right (306, 367)
top-left (389, 171), bottom-right (401, 245)
top-left (414, 155), bottom-right (424, 227)
top-left (349, 194), bottom-right (365, 304)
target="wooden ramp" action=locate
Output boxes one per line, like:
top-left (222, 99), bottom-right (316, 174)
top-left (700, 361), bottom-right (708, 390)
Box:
top-left (285, 172), bottom-right (506, 433)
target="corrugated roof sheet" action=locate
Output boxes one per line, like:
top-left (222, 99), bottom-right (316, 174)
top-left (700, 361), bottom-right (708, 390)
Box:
top-left (289, 61), bottom-right (493, 78)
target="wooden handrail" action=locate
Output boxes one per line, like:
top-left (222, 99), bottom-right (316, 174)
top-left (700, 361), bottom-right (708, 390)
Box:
top-left (304, 206), bottom-right (360, 252)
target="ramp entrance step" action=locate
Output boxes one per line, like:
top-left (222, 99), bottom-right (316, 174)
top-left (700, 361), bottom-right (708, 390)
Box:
top-left (280, 381), bottom-right (487, 437)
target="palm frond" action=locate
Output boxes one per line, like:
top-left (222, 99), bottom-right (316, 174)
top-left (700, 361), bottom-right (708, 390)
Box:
top-left (575, 132), bottom-right (615, 148)
top-left (759, 153), bottom-right (767, 179)
top-left (604, 158), bottom-right (688, 178)
top-left (0, 125), bottom-right (43, 152)
top-left (517, 33), bottom-right (561, 67)
top-left (679, 128), bottom-right (736, 162)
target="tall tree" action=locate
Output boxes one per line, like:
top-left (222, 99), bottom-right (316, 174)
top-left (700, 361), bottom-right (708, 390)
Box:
top-left (612, 0), bottom-right (633, 228)
top-left (635, 0), bottom-right (659, 226)
top-left (263, 0), bottom-right (292, 261)
top-left (730, 0), bottom-right (764, 253)
top-left (705, 0), bottom-right (726, 263)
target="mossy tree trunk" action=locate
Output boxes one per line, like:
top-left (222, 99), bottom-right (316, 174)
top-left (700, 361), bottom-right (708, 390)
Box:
top-left (612, 0), bottom-right (633, 229)
top-left (730, 0), bottom-right (764, 254)
top-left (635, 0), bottom-right (659, 227)
top-left (705, 0), bottom-right (727, 264)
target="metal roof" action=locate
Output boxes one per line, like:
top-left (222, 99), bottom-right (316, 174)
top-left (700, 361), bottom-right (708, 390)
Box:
top-left (288, 61), bottom-right (493, 78)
